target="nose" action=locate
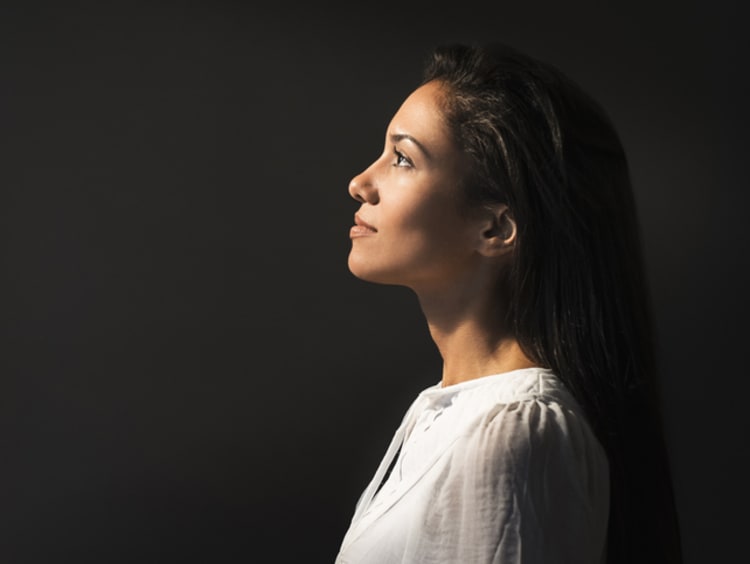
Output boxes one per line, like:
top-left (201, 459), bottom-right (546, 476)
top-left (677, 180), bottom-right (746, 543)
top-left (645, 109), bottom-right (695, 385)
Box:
top-left (348, 165), bottom-right (379, 205)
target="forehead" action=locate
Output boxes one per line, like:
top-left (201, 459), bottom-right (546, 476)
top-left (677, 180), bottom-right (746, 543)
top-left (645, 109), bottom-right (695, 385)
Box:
top-left (388, 80), bottom-right (457, 154)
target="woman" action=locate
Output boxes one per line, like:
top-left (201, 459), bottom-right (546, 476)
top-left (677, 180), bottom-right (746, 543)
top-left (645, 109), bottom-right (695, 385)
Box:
top-left (336, 43), bottom-right (682, 563)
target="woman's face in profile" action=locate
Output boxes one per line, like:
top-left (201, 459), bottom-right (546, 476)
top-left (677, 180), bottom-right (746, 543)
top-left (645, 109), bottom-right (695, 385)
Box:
top-left (347, 80), bottom-right (481, 292)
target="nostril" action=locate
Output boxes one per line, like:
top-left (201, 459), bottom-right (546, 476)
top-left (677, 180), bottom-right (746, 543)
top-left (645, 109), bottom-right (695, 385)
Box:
top-left (349, 185), bottom-right (365, 203)
top-left (348, 175), bottom-right (366, 203)
top-left (348, 168), bottom-right (378, 204)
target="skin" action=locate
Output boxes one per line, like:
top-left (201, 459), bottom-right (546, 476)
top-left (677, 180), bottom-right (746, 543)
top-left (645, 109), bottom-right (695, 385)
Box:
top-left (348, 80), bottom-right (536, 387)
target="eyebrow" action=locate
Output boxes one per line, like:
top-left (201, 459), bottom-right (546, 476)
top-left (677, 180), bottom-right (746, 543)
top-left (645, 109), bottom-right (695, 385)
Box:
top-left (389, 133), bottom-right (432, 160)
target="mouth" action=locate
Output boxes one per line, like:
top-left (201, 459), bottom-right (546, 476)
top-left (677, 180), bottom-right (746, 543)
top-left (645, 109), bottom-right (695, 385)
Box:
top-left (350, 213), bottom-right (377, 237)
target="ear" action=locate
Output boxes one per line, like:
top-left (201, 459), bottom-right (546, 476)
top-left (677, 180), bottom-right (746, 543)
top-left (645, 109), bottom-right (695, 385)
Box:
top-left (476, 204), bottom-right (517, 258)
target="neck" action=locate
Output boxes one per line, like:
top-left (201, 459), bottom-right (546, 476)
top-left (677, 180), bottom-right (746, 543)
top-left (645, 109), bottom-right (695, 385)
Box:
top-left (415, 281), bottom-right (537, 388)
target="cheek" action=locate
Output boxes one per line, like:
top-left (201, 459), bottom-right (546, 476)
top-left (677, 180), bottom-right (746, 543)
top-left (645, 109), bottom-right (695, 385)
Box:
top-left (389, 203), bottom-right (474, 269)
top-left (403, 196), bottom-right (470, 243)
top-left (388, 184), bottom-right (457, 228)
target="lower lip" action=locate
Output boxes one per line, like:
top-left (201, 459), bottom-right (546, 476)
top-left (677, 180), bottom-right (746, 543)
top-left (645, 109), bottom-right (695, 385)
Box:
top-left (350, 225), bottom-right (376, 238)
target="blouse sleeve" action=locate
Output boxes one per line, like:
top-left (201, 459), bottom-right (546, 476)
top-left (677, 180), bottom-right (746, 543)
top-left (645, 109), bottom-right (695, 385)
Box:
top-left (405, 398), bottom-right (610, 564)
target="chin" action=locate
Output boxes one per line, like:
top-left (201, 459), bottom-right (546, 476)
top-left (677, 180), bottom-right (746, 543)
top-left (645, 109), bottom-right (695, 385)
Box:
top-left (347, 253), bottom-right (394, 285)
top-left (347, 254), bottom-right (375, 282)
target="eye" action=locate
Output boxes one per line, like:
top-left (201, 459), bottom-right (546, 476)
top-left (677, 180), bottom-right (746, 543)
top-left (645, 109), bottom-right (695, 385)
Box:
top-left (393, 148), bottom-right (413, 168)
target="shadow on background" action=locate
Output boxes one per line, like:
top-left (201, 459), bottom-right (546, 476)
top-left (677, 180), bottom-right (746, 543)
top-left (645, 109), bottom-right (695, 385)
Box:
top-left (1, 0), bottom-right (746, 562)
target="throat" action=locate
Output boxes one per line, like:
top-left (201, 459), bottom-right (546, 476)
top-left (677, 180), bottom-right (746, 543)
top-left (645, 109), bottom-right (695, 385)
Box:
top-left (439, 338), bottom-right (537, 387)
top-left (415, 271), bottom-right (537, 387)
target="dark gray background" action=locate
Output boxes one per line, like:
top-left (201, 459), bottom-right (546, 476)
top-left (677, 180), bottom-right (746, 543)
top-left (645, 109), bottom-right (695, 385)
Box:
top-left (2, 0), bottom-right (747, 562)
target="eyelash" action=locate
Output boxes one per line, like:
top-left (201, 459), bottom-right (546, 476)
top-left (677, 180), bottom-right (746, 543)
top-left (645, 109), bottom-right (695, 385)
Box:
top-left (393, 148), bottom-right (413, 168)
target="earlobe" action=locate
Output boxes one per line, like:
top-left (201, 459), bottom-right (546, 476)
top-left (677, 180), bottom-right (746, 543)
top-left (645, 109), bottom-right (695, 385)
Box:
top-left (477, 205), bottom-right (517, 257)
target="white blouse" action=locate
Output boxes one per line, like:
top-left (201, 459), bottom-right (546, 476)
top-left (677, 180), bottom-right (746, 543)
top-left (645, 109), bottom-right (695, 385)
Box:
top-left (335, 367), bottom-right (609, 564)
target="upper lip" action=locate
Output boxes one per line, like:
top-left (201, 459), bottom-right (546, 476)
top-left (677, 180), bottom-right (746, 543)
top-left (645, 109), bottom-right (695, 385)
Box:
top-left (354, 213), bottom-right (377, 232)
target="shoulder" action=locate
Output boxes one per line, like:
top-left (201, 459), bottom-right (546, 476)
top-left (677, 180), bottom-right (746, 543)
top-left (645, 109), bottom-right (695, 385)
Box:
top-left (467, 366), bottom-right (578, 407)
top-left (416, 369), bottom-right (610, 562)
top-left (450, 369), bottom-right (607, 477)
top-left (451, 368), bottom-right (588, 434)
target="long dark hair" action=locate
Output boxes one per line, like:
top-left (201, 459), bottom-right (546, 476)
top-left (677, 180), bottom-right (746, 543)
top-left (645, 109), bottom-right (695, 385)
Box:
top-left (422, 43), bottom-right (681, 563)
